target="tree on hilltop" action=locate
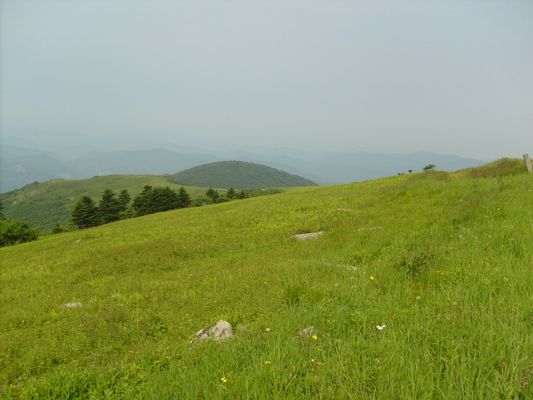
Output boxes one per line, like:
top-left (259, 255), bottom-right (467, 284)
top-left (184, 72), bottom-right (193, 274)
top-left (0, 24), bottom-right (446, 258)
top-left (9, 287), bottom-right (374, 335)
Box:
top-left (118, 189), bottom-right (131, 211)
top-left (226, 187), bottom-right (236, 199)
top-left (423, 164), bottom-right (436, 171)
top-left (98, 189), bottom-right (122, 223)
top-left (133, 186), bottom-right (154, 216)
top-left (236, 190), bottom-right (248, 199)
top-left (177, 187), bottom-right (191, 208)
top-left (206, 188), bottom-right (219, 202)
top-left (133, 186), bottom-right (180, 216)
top-left (72, 196), bottom-right (99, 229)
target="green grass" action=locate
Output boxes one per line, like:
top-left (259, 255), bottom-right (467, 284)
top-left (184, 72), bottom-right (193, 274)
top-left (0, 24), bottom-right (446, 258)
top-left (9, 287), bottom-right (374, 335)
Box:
top-left (1, 164), bottom-right (532, 399)
top-left (0, 175), bottom-right (207, 232)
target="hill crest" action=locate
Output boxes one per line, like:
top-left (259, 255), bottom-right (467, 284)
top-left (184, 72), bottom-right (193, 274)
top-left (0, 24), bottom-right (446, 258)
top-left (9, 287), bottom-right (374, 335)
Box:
top-left (170, 160), bottom-right (317, 188)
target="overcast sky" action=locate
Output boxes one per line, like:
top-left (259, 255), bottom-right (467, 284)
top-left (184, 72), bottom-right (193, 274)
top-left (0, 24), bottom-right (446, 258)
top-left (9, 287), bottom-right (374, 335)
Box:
top-left (1, 0), bottom-right (532, 159)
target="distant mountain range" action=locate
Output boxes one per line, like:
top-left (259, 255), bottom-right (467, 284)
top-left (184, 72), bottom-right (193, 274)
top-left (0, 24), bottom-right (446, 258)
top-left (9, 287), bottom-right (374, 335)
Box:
top-left (0, 144), bottom-right (485, 192)
top-left (0, 146), bottom-right (217, 192)
top-left (219, 148), bottom-right (486, 184)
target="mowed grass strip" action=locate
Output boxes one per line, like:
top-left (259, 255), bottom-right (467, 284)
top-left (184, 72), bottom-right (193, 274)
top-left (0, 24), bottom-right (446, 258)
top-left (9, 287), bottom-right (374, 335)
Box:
top-left (1, 169), bottom-right (532, 399)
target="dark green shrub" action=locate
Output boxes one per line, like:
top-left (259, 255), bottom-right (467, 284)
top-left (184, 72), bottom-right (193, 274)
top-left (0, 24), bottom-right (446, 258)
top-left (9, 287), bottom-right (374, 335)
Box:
top-left (0, 220), bottom-right (38, 247)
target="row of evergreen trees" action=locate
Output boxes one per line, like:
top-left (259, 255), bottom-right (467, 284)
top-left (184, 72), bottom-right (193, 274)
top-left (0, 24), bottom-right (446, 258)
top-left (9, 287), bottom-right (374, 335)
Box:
top-left (71, 186), bottom-right (252, 230)
top-left (71, 186), bottom-right (192, 229)
top-left (205, 187), bottom-right (248, 203)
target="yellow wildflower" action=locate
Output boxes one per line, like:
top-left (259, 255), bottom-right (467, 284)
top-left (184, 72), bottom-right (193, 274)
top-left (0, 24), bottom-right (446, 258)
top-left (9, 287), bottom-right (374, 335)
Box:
top-left (264, 360), bottom-right (272, 365)
top-left (369, 275), bottom-right (375, 281)
top-left (311, 334), bottom-right (318, 341)
top-left (220, 376), bottom-right (228, 384)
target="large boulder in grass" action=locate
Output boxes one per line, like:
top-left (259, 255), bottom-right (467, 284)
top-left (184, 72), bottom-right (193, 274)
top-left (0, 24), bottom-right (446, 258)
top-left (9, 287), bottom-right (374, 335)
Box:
top-left (195, 320), bottom-right (233, 342)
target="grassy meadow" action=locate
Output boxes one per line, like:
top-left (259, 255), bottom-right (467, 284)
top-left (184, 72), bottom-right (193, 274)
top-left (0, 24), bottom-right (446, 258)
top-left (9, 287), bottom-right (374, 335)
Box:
top-left (1, 161), bottom-right (532, 398)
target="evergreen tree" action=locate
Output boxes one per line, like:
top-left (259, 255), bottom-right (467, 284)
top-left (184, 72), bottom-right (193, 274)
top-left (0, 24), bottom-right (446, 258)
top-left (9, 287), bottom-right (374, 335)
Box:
top-left (133, 186), bottom-right (154, 216)
top-left (98, 189), bottom-right (122, 223)
top-left (236, 190), bottom-right (248, 199)
top-left (226, 188), bottom-right (236, 199)
top-left (177, 187), bottom-right (191, 208)
top-left (206, 188), bottom-right (219, 202)
top-left (152, 187), bottom-right (179, 212)
top-left (423, 164), bottom-right (436, 171)
top-left (133, 186), bottom-right (180, 216)
top-left (118, 189), bottom-right (131, 211)
top-left (72, 196), bottom-right (99, 229)
top-left (52, 224), bottom-right (65, 234)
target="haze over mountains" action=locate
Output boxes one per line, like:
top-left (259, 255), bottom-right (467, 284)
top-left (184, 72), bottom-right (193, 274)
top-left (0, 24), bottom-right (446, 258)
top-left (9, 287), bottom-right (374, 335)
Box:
top-left (1, 141), bottom-right (485, 192)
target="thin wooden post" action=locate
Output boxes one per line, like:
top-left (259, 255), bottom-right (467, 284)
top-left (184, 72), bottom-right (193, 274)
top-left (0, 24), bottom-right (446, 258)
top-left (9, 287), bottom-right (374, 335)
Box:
top-left (524, 153), bottom-right (533, 173)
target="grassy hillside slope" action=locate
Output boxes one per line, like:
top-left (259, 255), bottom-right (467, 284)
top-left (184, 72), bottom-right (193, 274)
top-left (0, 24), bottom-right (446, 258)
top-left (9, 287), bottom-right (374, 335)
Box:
top-left (1, 164), bottom-right (532, 398)
top-left (171, 160), bottom-right (317, 188)
top-left (1, 175), bottom-right (205, 232)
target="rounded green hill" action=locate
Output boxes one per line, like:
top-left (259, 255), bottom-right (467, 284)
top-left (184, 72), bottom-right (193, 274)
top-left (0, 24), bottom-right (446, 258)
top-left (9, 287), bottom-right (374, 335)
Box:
top-left (171, 160), bottom-right (317, 188)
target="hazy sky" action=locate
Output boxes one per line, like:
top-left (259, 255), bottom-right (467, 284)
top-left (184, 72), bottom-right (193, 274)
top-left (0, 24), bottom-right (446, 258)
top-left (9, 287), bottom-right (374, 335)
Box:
top-left (1, 0), bottom-right (532, 159)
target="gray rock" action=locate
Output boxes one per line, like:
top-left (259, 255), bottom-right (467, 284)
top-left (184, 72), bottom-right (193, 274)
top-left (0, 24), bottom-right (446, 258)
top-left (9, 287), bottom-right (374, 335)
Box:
top-left (195, 320), bottom-right (233, 342)
top-left (293, 231), bottom-right (324, 241)
top-left (356, 226), bottom-right (384, 232)
top-left (63, 302), bottom-right (82, 308)
top-left (299, 326), bottom-right (316, 337)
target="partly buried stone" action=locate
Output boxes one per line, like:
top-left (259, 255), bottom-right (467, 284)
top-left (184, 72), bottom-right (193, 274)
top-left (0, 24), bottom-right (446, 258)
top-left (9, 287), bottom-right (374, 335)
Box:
top-left (293, 231), bottom-right (324, 241)
top-left (357, 226), bottom-right (384, 232)
top-left (63, 302), bottom-right (82, 308)
top-left (299, 326), bottom-right (317, 337)
top-left (195, 320), bottom-right (233, 342)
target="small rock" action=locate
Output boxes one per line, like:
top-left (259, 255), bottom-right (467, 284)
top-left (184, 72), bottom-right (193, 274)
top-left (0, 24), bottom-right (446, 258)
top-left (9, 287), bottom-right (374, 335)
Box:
top-left (299, 326), bottom-right (316, 337)
top-left (336, 264), bottom-right (358, 272)
top-left (357, 226), bottom-right (384, 232)
top-left (195, 320), bottom-right (233, 342)
top-left (265, 327), bottom-right (271, 333)
top-left (63, 302), bottom-right (82, 308)
top-left (336, 208), bottom-right (352, 212)
top-left (293, 231), bottom-right (324, 241)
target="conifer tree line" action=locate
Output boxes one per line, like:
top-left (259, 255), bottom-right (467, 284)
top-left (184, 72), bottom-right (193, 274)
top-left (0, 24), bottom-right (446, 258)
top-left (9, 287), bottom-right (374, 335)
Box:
top-left (71, 186), bottom-right (251, 229)
top-left (72, 186), bottom-right (192, 229)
